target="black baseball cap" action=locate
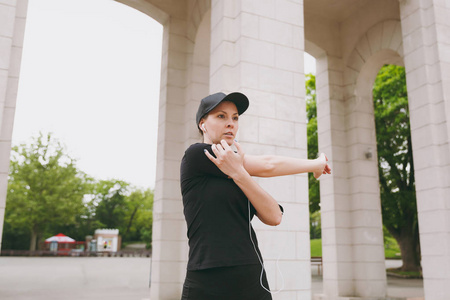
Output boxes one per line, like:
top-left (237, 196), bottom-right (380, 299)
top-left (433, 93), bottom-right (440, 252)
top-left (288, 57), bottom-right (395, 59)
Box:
top-left (196, 92), bottom-right (249, 128)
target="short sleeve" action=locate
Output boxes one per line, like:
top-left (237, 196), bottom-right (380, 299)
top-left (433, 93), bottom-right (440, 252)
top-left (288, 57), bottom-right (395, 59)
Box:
top-left (182, 143), bottom-right (228, 178)
top-left (250, 203), bottom-right (284, 217)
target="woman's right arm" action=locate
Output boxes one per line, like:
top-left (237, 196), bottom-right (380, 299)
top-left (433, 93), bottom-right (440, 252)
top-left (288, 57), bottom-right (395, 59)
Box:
top-left (243, 153), bottom-right (331, 178)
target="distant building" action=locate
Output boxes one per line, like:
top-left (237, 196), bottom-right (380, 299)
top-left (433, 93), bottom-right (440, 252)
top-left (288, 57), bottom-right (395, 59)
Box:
top-left (94, 229), bottom-right (120, 252)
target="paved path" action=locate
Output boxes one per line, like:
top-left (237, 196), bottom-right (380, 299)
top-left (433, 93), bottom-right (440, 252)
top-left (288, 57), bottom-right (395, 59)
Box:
top-left (0, 257), bottom-right (152, 300)
top-left (311, 260), bottom-right (424, 300)
top-left (0, 257), bottom-right (423, 300)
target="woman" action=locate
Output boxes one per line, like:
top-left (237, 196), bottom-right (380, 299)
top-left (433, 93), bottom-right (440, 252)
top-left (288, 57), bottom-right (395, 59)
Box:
top-left (180, 92), bottom-right (331, 300)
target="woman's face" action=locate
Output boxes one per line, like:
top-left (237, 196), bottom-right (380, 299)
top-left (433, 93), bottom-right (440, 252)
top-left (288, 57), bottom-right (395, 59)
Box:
top-left (200, 101), bottom-right (239, 145)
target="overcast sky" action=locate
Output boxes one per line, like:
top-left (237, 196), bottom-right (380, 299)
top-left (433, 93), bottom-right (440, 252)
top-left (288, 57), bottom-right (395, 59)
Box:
top-left (14, 0), bottom-right (316, 190)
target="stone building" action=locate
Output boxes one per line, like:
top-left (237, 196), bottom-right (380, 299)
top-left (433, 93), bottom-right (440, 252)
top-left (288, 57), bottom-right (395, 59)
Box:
top-left (1, 0), bottom-right (449, 299)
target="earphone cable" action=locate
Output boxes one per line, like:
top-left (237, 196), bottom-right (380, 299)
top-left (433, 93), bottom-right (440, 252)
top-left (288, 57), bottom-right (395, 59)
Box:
top-left (248, 200), bottom-right (285, 295)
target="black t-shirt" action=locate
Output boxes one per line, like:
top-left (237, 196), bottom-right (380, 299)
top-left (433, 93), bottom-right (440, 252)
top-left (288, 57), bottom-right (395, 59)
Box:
top-left (180, 143), bottom-right (262, 271)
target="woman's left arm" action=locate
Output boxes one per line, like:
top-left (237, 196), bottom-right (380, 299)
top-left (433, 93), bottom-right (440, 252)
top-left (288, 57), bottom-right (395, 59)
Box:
top-left (204, 140), bottom-right (283, 226)
top-left (244, 153), bottom-right (331, 178)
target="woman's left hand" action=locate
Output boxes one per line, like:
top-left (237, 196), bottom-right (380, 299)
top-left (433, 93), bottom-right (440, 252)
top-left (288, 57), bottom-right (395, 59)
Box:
top-left (206, 140), bottom-right (282, 226)
top-left (313, 153), bottom-right (331, 179)
top-left (204, 140), bottom-right (247, 179)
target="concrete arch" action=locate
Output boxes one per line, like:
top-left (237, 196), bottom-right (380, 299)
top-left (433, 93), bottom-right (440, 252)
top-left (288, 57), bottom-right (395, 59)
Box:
top-left (355, 49), bottom-right (403, 101)
top-left (344, 20), bottom-right (406, 130)
top-left (187, 0), bottom-right (211, 42)
top-left (193, 11), bottom-right (210, 68)
top-left (305, 39), bottom-right (326, 60)
top-left (346, 20), bottom-right (404, 99)
top-left (114, 0), bottom-right (169, 25)
top-left (115, 0), bottom-right (211, 38)
top-left (184, 9), bottom-right (211, 146)
top-left (349, 19), bottom-right (404, 70)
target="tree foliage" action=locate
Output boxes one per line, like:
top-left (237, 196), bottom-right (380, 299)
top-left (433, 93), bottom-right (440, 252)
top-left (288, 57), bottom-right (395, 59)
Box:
top-left (89, 180), bottom-right (154, 246)
top-left (125, 189), bottom-right (154, 248)
top-left (373, 64), bottom-right (420, 271)
top-left (306, 74), bottom-right (320, 213)
top-left (92, 180), bottom-right (129, 230)
top-left (2, 132), bottom-right (154, 250)
top-left (306, 73), bottom-right (321, 238)
top-left (5, 133), bottom-right (87, 250)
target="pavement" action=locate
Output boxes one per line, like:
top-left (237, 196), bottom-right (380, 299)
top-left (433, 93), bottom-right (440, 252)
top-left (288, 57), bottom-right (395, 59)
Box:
top-left (311, 260), bottom-right (424, 300)
top-left (0, 257), bottom-right (152, 300)
top-left (0, 257), bottom-right (423, 300)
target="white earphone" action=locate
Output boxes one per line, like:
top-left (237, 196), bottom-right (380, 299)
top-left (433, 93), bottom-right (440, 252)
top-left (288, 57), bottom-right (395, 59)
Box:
top-left (202, 124), bottom-right (206, 132)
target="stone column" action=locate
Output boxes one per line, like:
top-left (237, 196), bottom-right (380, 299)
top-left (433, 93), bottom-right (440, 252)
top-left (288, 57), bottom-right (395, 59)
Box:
top-left (345, 61), bottom-right (387, 299)
top-left (316, 54), bottom-right (354, 299)
top-left (399, 0), bottom-right (450, 299)
top-left (210, 1), bottom-right (309, 298)
top-left (150, 13), bottom-right (190, 300)
top-left (0, 0), bottom-right (28, 249)
top-left (149, 1), bottom-right (212, 298)
top-left (316, 53), bottom-right (387, 300)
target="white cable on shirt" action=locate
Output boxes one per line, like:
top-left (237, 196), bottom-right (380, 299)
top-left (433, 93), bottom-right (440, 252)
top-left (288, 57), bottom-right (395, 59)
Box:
top-left (248, 200), bottom-right (285, 295)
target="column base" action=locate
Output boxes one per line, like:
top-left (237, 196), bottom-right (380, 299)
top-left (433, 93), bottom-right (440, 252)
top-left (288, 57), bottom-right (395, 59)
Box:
top-left (313, 294), bottom-right (420, 300)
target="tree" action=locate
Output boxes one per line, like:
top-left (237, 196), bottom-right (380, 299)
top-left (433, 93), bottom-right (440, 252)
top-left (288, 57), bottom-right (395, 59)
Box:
top-left (373, 64), bottom-right (420, 272)
top-left (89, 181), bottom-right (154, 247)
top-left (121, 188), bottom-right (153, 243)
top-left (51, 189), bottom-right (104, 242)
top-left (3, 133), bottom-right (155, 251)
top-left (91, 179), bottom-right (129, 230)
top-left (5, 133), bottom-right (87, 250)
top-left (306, 73), bottom-right (321, 239)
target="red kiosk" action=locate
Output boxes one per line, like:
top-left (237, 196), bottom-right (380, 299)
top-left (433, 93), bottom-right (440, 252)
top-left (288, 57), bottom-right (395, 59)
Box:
top-left (45, 233), bottom-right (76, 255)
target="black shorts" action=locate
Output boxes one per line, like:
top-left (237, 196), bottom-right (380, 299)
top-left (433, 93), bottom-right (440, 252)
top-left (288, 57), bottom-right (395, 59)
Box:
top-left (181, 264), bottom-right (272, 300)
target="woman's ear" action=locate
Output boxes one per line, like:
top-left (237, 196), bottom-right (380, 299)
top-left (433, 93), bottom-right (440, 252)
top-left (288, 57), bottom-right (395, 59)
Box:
top-left (199, 122), bottom-right (206, 132)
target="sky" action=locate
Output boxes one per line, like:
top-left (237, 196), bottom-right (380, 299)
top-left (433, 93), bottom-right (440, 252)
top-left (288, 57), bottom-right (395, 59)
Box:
top-left (14, 0), bottom-right (316, 190)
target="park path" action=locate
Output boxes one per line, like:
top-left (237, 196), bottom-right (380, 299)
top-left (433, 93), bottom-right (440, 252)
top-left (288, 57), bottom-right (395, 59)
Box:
top-left (0, 257), bottom-right (152, 300)
top-left (0, 257), bottom-right (423, 300)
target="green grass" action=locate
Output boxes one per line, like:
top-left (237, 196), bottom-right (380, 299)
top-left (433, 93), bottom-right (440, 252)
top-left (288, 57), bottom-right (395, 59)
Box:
top-left (310, 239), bottom-right (322, 257)
top-left (387, 268), bottom-right (422, 278)
top-left (384, 236), bottom-right (401, 259)
top-left (310, 237), bottom-right (401, 259)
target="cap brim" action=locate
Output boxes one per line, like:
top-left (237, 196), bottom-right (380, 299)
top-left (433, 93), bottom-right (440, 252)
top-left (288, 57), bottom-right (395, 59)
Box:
top-left (196, 92), bottom-right (250, 129)
top-left (222, 92), bottom-right (249, 115)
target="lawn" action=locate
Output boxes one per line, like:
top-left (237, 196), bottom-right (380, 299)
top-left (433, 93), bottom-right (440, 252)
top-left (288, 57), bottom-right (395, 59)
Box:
top-left (384, 236), bottom-right (401, 259)
top-left (310, 237), bottom-right (401, 259)
top-left (310, 239), bottom-right (322, 257)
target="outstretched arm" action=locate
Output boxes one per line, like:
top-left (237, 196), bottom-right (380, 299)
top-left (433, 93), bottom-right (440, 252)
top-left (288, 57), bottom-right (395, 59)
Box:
top-left (204, 140), bottom-right (283, 226)
top-left (243, 153), bottom-right (331, 178)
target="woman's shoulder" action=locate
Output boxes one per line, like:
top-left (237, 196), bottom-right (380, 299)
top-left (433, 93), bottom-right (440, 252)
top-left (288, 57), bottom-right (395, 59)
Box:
top-left (181, 142), bottom-right (225, 179)
top-left (185, 143), bottom-right (210, 154)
